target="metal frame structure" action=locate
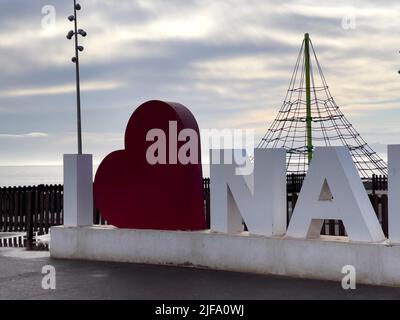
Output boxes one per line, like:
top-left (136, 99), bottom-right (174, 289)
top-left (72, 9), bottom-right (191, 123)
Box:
top-left (258, 33), bottom-right (387, 179)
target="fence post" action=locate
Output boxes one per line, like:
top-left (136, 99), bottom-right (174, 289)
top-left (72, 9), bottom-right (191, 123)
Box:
top-left (328, 220), bottom-right (335, 235)
top-left (44, 188), bottom-right (50, 233)
top-left (0, 188), bottom-right (2, 232)
top-left (4, 189), bottom-right (9, 232)
top-left (93, 182), bottom-right (99, 224)
top-left (371, 174), bottom-right (375, 195)
top-left (381, 194), bottom-right (388, 238)
top-left (291, 174), bottom-right (296, 193)
top-left (38, 185), bottom-right (44, 234)
top-left (12, 187), bottom-right (17, 232)
top-left (25, 190), bottom-right (34, 248)
top-left (204, 178), bottom-right (211, 229)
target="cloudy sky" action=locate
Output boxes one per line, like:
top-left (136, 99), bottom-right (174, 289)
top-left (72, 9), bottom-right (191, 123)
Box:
top-left (0, 0), bottom-right (399, 166)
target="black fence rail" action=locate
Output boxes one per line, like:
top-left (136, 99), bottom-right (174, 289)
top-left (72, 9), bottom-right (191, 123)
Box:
top-left (0, 178), bottom-right (390, 240)
top-left (286, 173), bottom-right (389, 195)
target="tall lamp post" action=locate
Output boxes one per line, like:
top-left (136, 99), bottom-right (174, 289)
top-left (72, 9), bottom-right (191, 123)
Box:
top-left (63, 0), bottom-right (93, 228)
top-left (66, 0), bottom-right (87, 154)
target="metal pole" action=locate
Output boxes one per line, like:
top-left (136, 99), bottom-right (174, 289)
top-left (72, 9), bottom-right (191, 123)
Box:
top-left (73, 0), bottom-right (82, 154)
top-left (304, 33), bottom-right (313, 164)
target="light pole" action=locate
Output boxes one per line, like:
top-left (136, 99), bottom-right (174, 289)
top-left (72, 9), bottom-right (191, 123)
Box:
top-left (63, 1), bottom-right (93, 228)
top-left (67, 0), bottom-right (87, 155)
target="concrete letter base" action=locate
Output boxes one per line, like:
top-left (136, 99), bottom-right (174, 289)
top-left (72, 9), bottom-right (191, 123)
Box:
top-left (51, 226), bottom-right (400, 287)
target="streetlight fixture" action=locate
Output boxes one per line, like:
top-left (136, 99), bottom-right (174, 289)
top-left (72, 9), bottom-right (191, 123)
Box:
top-left (66, 0), bottom-right (87, 155)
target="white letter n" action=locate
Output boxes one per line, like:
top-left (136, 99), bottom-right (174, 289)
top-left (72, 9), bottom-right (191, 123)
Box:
top-left (210, 148), bottom-right (286, 236)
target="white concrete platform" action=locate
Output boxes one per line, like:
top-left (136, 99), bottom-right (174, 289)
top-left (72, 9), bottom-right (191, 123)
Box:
top-left (50, 225), bottom-right (400, 287)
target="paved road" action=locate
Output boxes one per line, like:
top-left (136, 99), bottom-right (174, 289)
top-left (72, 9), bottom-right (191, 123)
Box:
top-left (0, 247), bottom-right (400, 300)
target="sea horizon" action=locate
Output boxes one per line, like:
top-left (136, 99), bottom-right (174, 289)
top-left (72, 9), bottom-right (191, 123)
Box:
top-left (0, 164), bottom-right (212, 187)
top-left (0, 165), bottom-right (97, 187)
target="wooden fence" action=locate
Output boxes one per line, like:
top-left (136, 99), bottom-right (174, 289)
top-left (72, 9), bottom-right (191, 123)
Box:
top-left (0, 178), bottom-right (390, 240)
top-left (0, 185), bottom-right (63, 240)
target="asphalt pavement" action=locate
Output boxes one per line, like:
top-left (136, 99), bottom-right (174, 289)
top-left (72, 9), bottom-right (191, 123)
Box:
top-left (0, 247), bottom-right (399, 300)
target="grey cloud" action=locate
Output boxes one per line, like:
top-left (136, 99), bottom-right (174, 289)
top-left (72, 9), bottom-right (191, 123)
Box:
top-left (0, 0), bottom-right (399, 165)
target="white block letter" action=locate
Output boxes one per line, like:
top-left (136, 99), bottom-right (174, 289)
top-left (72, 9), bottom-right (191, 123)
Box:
top-left (286, 147), bottom-right (385, 242)
top-left (210, 148), bottom-right (286, 236)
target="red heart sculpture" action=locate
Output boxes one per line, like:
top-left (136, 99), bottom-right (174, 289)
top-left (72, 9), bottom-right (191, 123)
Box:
top-left (93, 100), bottom-right (206, 230)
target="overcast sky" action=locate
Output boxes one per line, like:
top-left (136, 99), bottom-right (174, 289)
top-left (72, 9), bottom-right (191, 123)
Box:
top-left (0, 0), bottom-right (399, 166)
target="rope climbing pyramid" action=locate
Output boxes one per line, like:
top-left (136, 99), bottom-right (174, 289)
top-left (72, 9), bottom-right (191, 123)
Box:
top-left (258, 33), bottom-right (387, 179)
